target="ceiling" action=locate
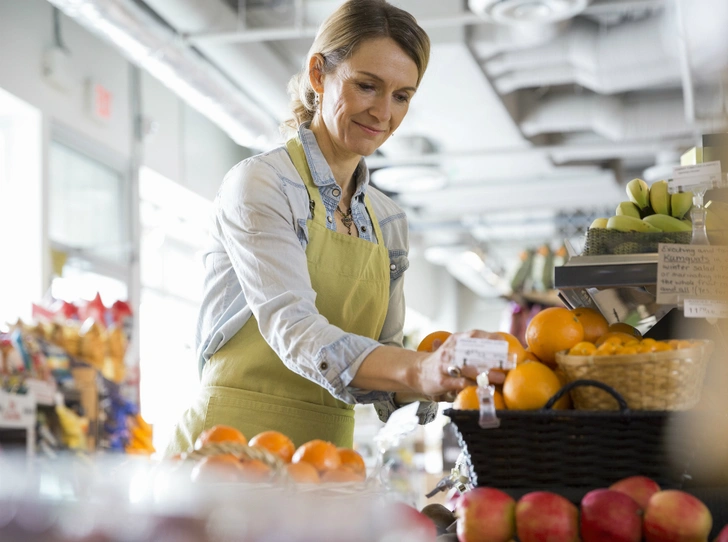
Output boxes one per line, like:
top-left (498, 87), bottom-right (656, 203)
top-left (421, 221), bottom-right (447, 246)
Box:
top-left (52, 0), bottom-right (728, 296)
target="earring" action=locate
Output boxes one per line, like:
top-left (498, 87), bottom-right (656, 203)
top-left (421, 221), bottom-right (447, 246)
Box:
top-left (314, 93), bottom-right (320, 109)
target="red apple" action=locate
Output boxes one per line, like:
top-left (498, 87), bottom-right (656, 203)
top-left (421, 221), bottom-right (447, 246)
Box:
top-left (455, 487), bottom-right (516, 542)
top-left (580, 489), bottom-right (642, 542)
top-left (643, 490), bottom-right (712, 542)
top-left (516, 491), bottom-right (579, 542)
top-left (386, 502), bottom-right (437, 542)
top-left (610, 475), bottom-right (662, 510)
top-left (714, 524), bottom-right (728, 542)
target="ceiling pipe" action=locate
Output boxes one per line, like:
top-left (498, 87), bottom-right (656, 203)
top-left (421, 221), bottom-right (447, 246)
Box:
top-left (47, 0), bottom-right (280, 148)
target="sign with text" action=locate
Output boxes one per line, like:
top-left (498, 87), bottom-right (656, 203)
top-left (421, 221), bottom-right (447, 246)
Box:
top-left (656, 243), bottom-right (728, 305)
top-left (0, 390), bottom-right (36, 429)
top-left (669, 161), bottom-right (725, 193)
top-left (684, 299), bottom-right (728, 319)
top-left (454, 338), bottom-right (513, 371)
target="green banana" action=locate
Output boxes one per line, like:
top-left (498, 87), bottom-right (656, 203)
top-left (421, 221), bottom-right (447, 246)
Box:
top-left (590, 217), bottom-right (609, 229)
top-left (616, 201), bottom-right (641, 219)
top-left (671, 191), bottom-right (693, 219)
top-left (607, 215), bottom-right (662, 233)
top-left (642, 214), bottom-right (692, 232)
top-left (626, 178), bottom-right (650, 210)
top-left (649, 180), bottom-right (670, 215)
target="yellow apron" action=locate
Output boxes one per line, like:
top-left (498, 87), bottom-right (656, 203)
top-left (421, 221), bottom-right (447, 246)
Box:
top-left (165, 137), bottom-right (390, 454)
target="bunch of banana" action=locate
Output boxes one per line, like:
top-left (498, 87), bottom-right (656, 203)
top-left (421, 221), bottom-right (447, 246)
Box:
top-left (126, 413), bottom-right (155, 455)
top-left (590, 178), bottom-right (695, 233)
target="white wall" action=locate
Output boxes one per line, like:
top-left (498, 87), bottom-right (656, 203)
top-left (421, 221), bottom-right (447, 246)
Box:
top-left (404, 252), bottom-right (460, 332)
top-left (0, 0), bottom-right (248, 202)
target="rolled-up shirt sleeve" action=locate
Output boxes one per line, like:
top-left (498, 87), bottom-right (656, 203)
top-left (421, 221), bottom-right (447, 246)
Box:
top-left (216, 158), bottom-right (392, 405)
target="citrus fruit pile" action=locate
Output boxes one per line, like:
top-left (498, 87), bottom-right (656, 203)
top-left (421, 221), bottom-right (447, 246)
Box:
top-left (180, 425), bottom-right (367, 485)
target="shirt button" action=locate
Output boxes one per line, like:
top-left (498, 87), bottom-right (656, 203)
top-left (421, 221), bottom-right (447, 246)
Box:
top-left (361, 225), bottom-right (367, 232)
top-left (378, 409), bottom-right (384, 417)
top-left (332, 188), bottom-right (340, 197)
top-left (327, 215), bottom-right (333, 223)
top-left (390, 264), bottom-right (396, 270)
top-left (320, 362), bottom-right (328, 371)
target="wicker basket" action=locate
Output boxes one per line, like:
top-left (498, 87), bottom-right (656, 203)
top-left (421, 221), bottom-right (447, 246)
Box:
top-left (555, 340), bottom-right (713, 411)
top-left (444, 380), bottom-right (695, 491)
top-left (582, 229), bottom-right (693, 255)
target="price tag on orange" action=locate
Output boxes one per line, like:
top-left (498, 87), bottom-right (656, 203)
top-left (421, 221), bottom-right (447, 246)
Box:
top-left (454, 338), bottom-right (512, 371)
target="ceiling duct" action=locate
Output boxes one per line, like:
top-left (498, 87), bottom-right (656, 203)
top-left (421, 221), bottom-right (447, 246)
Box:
top-left (469, 0), bottom-right (590, 25)
top-left (47, 0), bottom-right (280, 148)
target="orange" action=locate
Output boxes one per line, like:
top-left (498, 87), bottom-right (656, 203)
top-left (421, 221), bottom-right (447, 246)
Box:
top-left (190, 453), bottom-right (244, 483)
top-left (503, 361), bottom-right (569, 410)
top-left (194, 425), bottom-right (247, 450)
top-left (337, 448), bottom-right (366, 478)
top-left (238, 458), bottom-right (272, 482)
top-left (668, 339), bottom-right (692, 350)
top-left (249, 430), bottom-right (295, 463)
top-left (568, 341), bottom-right (597, 356)
top-left (570, 307), bottom-right (609, 343)
top-left (523, 348), bottom-right (540, 362)
top-left (525, 307), bottom-right (585, 364)
top-left (417, 330), bottom-right (452, 352)
top-left (452, 385), bottom-right (506, 410)
top-left (292, 439), bottom-right (341, 473)
top-left (286, 461), bottom-right (321, 484)
top-left (495, 331), bottom-right (527, 364)
top-left (321, 466), bottom-right (365, 483)
top-left (594, 332), bottom-right (637, 347)
top-left (595, 342), bottom-right (618, 356)
top-left (614, 346), bottom-right (639, 355)
top-left (608, 322), bottom-right (642, 338)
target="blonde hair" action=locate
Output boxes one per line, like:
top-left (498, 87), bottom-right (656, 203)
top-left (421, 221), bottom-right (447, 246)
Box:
top-left (282, 0), bottom-right (430, 135)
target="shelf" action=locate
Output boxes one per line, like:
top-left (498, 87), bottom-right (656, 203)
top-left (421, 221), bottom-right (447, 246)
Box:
top-left (554, 253), bottom-right (659, 290)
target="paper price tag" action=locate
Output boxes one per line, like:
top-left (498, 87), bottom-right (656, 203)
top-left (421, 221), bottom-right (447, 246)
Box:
top-left (454, 338), bottom-right (511, 371)
top-left (669, 161), bottom-right (725, 193)
top-left (684, 299), bottom-right (728, 319)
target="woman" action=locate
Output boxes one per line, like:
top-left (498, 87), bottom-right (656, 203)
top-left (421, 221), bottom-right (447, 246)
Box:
top-left (166, 0), bottom-right (491, 454)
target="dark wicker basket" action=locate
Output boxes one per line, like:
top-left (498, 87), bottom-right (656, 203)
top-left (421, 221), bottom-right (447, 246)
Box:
top-left (582, 229), bottom-right (692, 255)
top-left (444, 380), bottom-right (696, 491)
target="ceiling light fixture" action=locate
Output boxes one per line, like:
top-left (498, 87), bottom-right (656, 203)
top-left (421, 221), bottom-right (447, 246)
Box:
top-left (370, 166), bottom-right (448, 194)
top-left (469, 0), bottom-right (589, 25)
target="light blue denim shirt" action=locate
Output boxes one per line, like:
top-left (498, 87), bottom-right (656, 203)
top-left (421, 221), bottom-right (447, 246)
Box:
top-left (195, 123), bottom-right (436, 424)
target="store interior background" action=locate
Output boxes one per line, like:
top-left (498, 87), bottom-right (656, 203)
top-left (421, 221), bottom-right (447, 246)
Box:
top-left (1, 0), bottom-right (726, 475)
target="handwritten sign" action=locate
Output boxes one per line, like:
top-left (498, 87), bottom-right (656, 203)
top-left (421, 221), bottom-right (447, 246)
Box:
top-left (684, 299), bottom-right (728, 319)
top-left (656, 243), bottom-right (728, 305)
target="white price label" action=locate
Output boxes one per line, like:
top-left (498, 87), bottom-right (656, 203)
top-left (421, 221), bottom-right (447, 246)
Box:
top-left (684, 299), bottom-right (728, 319)
top-left (454, 338), bottom-right (512, 371)
top-left (669, 161), bottom-right (725, 193)
top-left (0, 390), bottom-right (36, 429)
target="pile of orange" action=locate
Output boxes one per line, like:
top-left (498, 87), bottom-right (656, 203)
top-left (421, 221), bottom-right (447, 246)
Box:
top-left (568, 336), bottom-right (692, 356)
top-left (187, 426), bottom-right (367, 485)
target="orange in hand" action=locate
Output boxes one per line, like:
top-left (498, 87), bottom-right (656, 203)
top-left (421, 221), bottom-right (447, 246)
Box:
top-left (292, 439), bottom-right (341, 474)
top-left (525, 307), bottom-right (584, 364)
top-left (417, 330), bottom-right (452, 352)
top-left (249, 430), bottom-right (295, 463)
top-left (495, 331), bottom-right (527, 364)
top-left (570, 307), bottom-right (609, 344)
top-left (194, 425), bottom-right (247, 450)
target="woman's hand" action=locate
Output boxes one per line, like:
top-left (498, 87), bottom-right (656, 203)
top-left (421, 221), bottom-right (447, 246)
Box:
top-left (411, 329), bottom-right (506, 402)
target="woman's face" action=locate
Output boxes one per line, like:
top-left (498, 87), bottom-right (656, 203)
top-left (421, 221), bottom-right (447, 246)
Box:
top-left (313, 37), bottom-right (420, 158)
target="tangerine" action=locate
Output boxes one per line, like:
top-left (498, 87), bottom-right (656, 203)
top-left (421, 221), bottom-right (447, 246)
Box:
top-left (523, 348), bottom-right (540, 362)
top-left (194, 425), bottom-right (247, 450)
top-left (286, 461), bottom-right (321, 484)
top-left (525, 307), bottom-right (585, 364)
top-left (190, 453), bottom-right (244, 483)
top-left (337, 448), bottom-right (366, 477)
top-left (238, 458), bottom-right (272, 482)
top-left (249, 430), bottom-right (295, 463)
top-left (568, 341), bottom-right (597, 356)
top-left (495, 331), bottom-right (527, 364)
top-left (607, 322), bottom-right (642, 338)
top-left (417, 330), bottom-right (452, 352)
top-left (502, 361), bottom-right (569, 410)
top-left (452, 385), bottom-right (506, 410)
top-left (570, 307), bottom-right (609, 343)
top-left (594, 332), bottom-right (637, 347)
top-left (292, 439), bottom-right (341, 473)
top-left (321, 466), bottom-right (365, 483)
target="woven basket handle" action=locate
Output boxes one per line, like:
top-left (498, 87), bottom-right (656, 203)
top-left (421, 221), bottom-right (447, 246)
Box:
top-left (543, 379), bottom-right (630, 412)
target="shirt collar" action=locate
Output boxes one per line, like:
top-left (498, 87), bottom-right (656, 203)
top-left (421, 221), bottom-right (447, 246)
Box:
top-left (298, 122), bottom-right (370, 198)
